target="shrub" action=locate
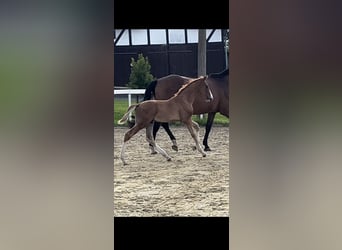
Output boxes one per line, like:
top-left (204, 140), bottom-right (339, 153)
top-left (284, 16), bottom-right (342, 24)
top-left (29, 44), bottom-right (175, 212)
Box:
top-left (127, 53), bottom-right (155, 88)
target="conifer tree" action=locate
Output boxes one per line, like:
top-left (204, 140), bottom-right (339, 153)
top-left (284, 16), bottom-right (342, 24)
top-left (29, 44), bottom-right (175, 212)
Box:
top-left (128, 53), bottom-right (155, 88)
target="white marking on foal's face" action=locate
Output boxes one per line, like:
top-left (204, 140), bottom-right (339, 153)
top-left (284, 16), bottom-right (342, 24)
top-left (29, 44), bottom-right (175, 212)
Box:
top-left (205, 84), bottom-right (214, 102)
top-left (204, 79), bottom-right (214, 102)
top-left (208, 88), bottom-right (214, 101)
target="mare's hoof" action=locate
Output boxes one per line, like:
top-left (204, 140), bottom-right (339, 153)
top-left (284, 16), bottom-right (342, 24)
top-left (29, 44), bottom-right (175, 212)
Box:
top-left (167, 158), bottom-right (172, 161)
top-left (172, 145), bottom-right (178, 151)
top-left (202, 154), bottom-right (206, 157)
top-left (151, 152), bottom-right (157, 155)
top-left (204, 147), bottom-right (211, 151)
top-left (192, 146), bottom-right (197, 151)
top-left (123, 162), bottom-right (128, 166)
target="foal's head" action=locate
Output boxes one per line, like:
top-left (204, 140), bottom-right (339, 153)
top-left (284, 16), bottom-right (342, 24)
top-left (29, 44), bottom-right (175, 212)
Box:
top-left (174, 76), bottom-right (214, 103)
top-left (199, 76), bottom-right (214, 102)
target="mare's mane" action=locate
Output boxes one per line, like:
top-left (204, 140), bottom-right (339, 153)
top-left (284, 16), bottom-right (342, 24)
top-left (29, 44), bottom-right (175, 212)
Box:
top-left (208, 68), bottom-right (229, 79)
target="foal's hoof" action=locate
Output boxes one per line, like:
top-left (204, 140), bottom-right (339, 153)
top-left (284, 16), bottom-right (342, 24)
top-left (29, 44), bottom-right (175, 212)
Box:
top-left (204, 147), bottom-right (211, 151)
top-left (172, 145), bottom-right (178, 151)
top-left (151, 151), bottom-right (157, 155)
top-left (192, 146), bottom-right (197, 151)
top-left (202, 154), bottom-right (206, 157)
top-left (167, 158), bottom-right (172, 162)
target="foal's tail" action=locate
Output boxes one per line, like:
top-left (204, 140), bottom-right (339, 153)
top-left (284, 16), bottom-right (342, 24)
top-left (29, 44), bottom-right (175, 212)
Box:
top-left (117, 104), bottom-right (139, 125)
top-left (143, 80), bottom-right (158, 101)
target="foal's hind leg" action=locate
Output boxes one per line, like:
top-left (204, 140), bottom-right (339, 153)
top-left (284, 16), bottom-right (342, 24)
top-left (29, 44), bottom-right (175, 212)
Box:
top-left (148, 121), bottom-right (160, 154)
top-left (146, 123), bottom-right (172, 161)
top-left (185, 120), bottom-right (206, 157)
top-left (190, 120), bottom-right (201, 151)
top-left (161, 122), bottom-right (178, 151)
top-left (120, 124), bottom-right (143, 165)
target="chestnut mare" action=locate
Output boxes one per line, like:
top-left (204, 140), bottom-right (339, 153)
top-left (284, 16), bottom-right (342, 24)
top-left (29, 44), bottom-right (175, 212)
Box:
top-left (117, 76), bottom-right (214, 165)
top-left (143, 68), bottom-right (229, 152)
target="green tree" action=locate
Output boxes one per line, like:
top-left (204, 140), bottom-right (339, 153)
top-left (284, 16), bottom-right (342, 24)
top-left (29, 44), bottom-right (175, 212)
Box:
top-left (128, 53), bottom-right (155, 88)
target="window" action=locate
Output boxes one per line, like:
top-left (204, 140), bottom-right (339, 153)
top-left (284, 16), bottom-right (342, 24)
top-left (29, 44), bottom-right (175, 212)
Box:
top-left (207, 29), bottom-right (222, 42)
top-left (187, 29), bottom-right (198, 43)
top-left (131, 29), bottom-right (148, 45)
top-left (150, 29), bottom-right (166, 44)
top-left (168, 29), bottom-right (185, 44)
top-left (115, 29), bottom-right (129, 46)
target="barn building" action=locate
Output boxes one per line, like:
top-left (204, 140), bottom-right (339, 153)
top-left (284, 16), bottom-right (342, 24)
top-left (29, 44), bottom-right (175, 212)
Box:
top-left (113, 29), bottom-right (229, 87)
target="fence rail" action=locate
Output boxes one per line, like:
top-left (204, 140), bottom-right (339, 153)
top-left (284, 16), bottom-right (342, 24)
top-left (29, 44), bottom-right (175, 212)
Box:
top-left (114, 88), bottom-right (204, 119)
top-left (114, 89), bottom-right (145, 107)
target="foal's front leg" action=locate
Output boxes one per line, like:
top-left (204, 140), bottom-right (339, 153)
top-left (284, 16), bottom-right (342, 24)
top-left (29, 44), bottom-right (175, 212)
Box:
top-left (146, 123), bottom-right (172, 161)
top-left (185, 120), bottom-right (206, 157)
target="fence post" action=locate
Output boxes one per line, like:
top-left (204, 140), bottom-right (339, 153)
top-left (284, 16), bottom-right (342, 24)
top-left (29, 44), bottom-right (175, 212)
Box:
top-left (198, 29), bottom-right (206, 121)
top-left (128, 94), bottom-right (131, 107)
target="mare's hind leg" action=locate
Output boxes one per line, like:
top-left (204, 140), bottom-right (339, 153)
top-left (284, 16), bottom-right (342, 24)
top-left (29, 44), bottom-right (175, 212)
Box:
top-left (120, 124), bottom-right (143, 165)
top-left (185, 120), bottom-right (206, 157)
top-left (161, 122), bottom-right (178, 151)
top-left (146, 123), bottom-right (172, 161)
top-left (203, 112), bottom-right (216, 151)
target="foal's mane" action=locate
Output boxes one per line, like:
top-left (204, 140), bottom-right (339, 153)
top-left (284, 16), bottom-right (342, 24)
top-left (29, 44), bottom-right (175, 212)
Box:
top-left (173, 76), bottom-right (206, 97)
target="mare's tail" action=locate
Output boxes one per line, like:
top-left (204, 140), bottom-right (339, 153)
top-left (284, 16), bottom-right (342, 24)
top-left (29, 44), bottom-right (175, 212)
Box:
top-left (118, 104), bottom-right (139, 125)
top-left (143, 80), bottom-right (158, 101)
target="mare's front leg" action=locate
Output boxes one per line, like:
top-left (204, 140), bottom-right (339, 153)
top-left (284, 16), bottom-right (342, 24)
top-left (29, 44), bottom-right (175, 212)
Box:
top-left (146, 123), bottom-right (172, 161)
top-left (203, 112), bottom-right (216, 151)
top-left (185, 119), bottom-right (206, 157)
